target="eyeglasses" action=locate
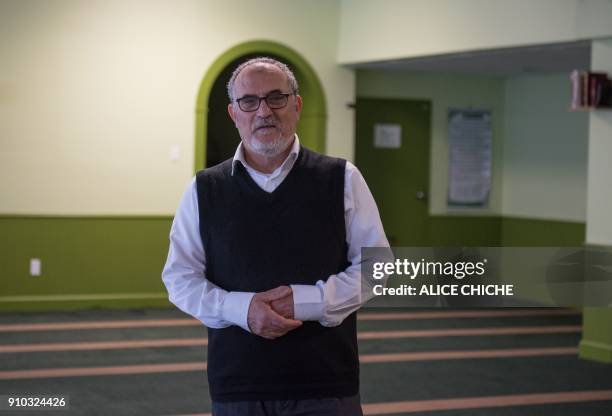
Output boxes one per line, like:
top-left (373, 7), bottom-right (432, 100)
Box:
top-left (235, 92), bottom-right (294, 112)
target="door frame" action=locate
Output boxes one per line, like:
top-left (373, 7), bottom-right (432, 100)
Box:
top-left (194, 40), bottom-right (327, 172)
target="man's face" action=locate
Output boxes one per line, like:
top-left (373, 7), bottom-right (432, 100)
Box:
top-left (228, 63), bottom-right (302, 158)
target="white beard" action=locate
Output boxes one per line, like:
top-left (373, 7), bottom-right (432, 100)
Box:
top-left (250, 134), bottom-right (292, 157)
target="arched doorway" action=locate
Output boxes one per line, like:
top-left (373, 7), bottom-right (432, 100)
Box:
top-left (194, 40), bottom-right (327, 171)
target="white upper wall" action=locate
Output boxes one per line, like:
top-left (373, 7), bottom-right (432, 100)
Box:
top-left (502, 73), bottom-right (588, 222)
top-left (586, 38), bottom-right (612, 245)
top-left (0, 0), bottom-right (353, 215)
top-left (339, 0), bottom-right (612, 64)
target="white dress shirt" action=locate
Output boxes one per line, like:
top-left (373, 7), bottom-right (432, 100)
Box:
top-left (162, 136), bottom-right (389, 332)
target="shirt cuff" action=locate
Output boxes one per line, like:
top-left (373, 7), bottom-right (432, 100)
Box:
top-left (290, 284), bottom-right (325, 321)
top-left (222, 291), bottom-right (255, 332)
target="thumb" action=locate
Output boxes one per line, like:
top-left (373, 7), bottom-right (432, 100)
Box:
top-left (259, 285), bottom-right (292, 302)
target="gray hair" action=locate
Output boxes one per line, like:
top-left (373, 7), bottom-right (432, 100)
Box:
top-left (227, 57), bottom-right (299, 101)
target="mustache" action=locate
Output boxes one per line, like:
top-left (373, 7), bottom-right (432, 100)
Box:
top-left (253, 117), bottom-right (279, 130)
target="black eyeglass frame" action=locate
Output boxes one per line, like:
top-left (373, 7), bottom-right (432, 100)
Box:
top-left (234, 92), bottom-right (296, 112)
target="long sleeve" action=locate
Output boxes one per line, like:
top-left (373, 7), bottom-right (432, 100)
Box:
top-left (161, 178), bottom-right (254, 331)
top-left (291, 161), bottom-right (389, 326)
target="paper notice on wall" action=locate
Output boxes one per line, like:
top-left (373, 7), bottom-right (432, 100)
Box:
top-left (447, 109), bottom-right (492, 206)
top-left (374, 123), bottom-right (402, 148)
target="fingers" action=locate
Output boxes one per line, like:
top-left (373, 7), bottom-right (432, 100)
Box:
top-left (258, 304), bottom-right (301, 338)
top-left (263, 285), bottom-right (295, 319)
top-left (247, 295), bottom-right (301, 339)
top-left (258, 285), bottom-right (292, 302)
top-left (268, 311), bottom-right (301, 331)
top-left (270, 295), bottom-right (294, 319)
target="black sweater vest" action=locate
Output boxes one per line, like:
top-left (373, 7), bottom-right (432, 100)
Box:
top-left (195, 147), bottom-right (359, 402)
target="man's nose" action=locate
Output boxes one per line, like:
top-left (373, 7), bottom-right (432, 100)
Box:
top-left (256, 98), bottom-right (273, 116)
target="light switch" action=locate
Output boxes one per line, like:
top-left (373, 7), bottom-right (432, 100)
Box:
top-left (170, 145), bottom-right (181, 162)
top-left (30, 258), bottom-right (41, 277)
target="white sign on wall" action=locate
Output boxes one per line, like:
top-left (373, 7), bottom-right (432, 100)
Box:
top-left (374, 123), bottom-right (402, 149)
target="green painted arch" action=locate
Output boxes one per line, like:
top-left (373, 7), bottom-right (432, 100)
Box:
top-left (195, 40), bottom-right (327, 172)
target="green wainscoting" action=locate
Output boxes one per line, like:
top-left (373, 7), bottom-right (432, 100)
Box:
top-left (429, 216), bottom-right (502, 246)
top-left (430, 216), bottom-right (612, 364)
top-left (3, 214), bottom-right (610, 364)
top-left (500, 217), bottom-right (584, 307)
top-left (0, 216), bottom-right (173, 311)
top-left (580, 307), bottom-right (612, 364)
top-left (418, 216), bottom-right (585, 247)
top-left (1, 214), bottom-right (588, 311)
top-left (501, 217), bottom-right (586, 246)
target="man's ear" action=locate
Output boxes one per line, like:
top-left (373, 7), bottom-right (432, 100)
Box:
top-left (295, 95), bottom-right (303, 119)
top-left (227, 103), bottom-right (236, 125)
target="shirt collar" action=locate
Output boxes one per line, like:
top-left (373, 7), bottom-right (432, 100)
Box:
top-left (231, 134), bottom-right (301, 176)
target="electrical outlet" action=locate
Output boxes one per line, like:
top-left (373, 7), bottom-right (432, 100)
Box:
top-left (30, 258), bottom-right (41, 277)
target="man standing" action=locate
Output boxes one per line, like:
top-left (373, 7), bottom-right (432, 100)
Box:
top-left (162, 57), bottom-right (388, 415)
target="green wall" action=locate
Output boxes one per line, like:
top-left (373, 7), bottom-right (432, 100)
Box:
top-left (0, 215), bottom-right (586, 312)
top-left (4, 214), bottom-right (603, 364)
top-left (580, 307), bottom-right (612, 363)
top-left (428, 215), bottom-right (585, 247)
top-left (429, 216), bottom-right (502, 247)
top-left (501, 217), bottom-right (585, 246)
top-left (0, 216), bottom-right (172, 311)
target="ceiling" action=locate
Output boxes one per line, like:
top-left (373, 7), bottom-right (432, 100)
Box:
top-left (350, 40), bottom-right (591, 77)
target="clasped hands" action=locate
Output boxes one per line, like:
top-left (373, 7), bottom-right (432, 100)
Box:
top-left (247, 285), bottom-right (302, 339)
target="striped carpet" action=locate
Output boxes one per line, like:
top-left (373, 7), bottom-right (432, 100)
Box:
top-left (0, 308), bottom-right (611, 415)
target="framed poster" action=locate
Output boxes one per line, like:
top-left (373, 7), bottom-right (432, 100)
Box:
top-left (447, 109), bottom-right (492, 207)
